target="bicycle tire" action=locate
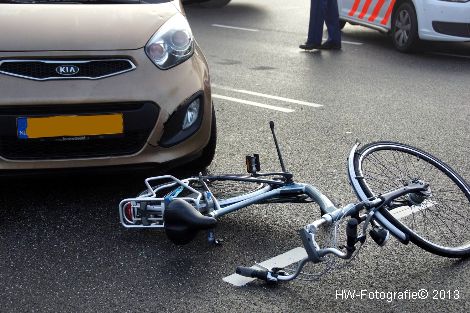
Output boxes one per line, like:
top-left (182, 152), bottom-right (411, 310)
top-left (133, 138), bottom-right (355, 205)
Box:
top-left (352, 141), bottom-right (470, 257)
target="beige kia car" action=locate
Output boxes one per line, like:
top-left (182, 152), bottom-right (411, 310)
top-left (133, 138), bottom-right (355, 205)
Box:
top-left (0, 0), bottom-right (216, 172)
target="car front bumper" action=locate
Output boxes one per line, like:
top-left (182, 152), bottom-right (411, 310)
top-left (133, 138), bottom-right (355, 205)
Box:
top-left (0, 45), bottom-right (212, 171)
top-left (417, 0), bottom-right (470, 41)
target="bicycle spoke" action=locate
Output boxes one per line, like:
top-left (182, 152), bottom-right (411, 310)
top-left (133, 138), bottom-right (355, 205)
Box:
top-left (431, 195), bottom-right (469, 206)
top-left (423, 206), bottom-right (461, 245)
top-left (363, 160), bottom-right (405, 192)
top-left (397, 149), bottom-right (415, 180)
top-left (427, 201), bottom-right (468, 230)
top-left (370, 152), bottom-right (409, 183)
top-left (362, 174), bottom-right (402, 192)
top-left (421, 161), bottom-right (443, 186)
top-left (431, 194), bottom-right (469, 222)
top-left (407, 202), bottom-right (458, 247)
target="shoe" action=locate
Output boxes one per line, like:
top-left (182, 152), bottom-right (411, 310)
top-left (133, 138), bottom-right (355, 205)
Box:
top-left (320, 41), bottom-right (342, 50)
top-left (299, 42), bottom-right (322, 50)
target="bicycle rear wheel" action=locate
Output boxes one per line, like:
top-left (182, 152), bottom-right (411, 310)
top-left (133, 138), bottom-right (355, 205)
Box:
top-left (352, 141), bottom-right (470, 257)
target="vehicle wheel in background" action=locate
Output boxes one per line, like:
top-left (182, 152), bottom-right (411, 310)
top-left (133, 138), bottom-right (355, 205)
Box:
top-left (391, 2), bottom-right (419, 52)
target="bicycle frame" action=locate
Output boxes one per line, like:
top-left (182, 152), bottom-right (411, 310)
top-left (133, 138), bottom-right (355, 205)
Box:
top-left (211, 182), bottom-right (336, 218)
top-left (119, 143), bottom-right (423, 238)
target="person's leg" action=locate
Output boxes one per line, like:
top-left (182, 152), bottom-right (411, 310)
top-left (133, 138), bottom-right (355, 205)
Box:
top-left (306, 0), bottom-right (324, 45)
top-left (323, 0), bottom-right (341, 45)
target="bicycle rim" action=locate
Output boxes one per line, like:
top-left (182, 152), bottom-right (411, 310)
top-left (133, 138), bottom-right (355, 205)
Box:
top-left (353, 142), bottom-right (470, 257)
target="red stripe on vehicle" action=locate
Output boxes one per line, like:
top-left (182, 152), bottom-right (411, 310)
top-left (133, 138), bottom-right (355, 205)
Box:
top-left (358, 0), bottom-right (373, 19)
top-left (348, 0), bottom-right (362, 16)
top-left (380, 0), bottom-right (396, 25)
top-left (368, 0), bottom-right (386, 22)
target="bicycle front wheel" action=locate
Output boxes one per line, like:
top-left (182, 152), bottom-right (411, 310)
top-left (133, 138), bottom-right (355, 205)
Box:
top-left (352, 141), bottom-right (470, 257)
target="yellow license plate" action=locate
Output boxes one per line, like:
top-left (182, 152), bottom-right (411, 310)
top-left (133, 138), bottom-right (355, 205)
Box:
top-left (17, 114), bottom-right (124, 139)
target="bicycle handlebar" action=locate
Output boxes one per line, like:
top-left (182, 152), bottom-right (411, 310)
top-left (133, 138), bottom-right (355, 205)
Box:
top-left (299, 183), bottom-right (429, 263)
top-left (236, 266), bottom-right (269, 280)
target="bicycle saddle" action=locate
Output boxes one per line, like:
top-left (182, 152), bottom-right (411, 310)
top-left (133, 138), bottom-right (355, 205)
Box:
top-left (164, 198), bottom-right (217, 245)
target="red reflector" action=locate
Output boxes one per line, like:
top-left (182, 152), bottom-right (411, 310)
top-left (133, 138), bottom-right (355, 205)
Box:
top-left (124, 202), bottom-right (133, 221)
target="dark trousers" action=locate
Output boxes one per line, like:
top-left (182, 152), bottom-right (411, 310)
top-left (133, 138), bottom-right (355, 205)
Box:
top-left (307, 0), bottom-right (341, 45)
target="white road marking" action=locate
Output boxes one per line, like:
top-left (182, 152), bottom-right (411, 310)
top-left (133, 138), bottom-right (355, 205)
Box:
top-left (212, 84), bottom-right (323, 108)
top-left (213, 94), bottom-right (294, 113)
top-left (212, 24), bottom-right (259, 32)
top-left (322, 37), bottom-right (363, 46)
top-left (390, 201), bottom-right (436, 220)
top-left (223, 247), bottom-right (308, 287)
top-left (341, 40), bottom-right (363, 46)
top-left (428, 52), bottom-right (470, 60)
top-left (211, 24), bottom-right (363, 46)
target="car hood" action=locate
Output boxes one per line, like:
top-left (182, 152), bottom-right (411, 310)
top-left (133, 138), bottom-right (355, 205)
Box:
top-left (0, 4), bottom-right (178, 51)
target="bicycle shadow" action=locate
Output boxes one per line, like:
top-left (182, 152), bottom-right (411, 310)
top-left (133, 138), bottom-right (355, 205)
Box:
top-left (0, 167), bottom-right (308, 290)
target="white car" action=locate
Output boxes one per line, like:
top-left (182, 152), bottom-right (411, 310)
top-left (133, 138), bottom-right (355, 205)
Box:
top-left (339, 0), bottom-right (470, 52)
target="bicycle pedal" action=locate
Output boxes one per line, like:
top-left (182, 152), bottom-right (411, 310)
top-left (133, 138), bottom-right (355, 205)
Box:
top-left (207, 231), bottom-right (223, 245)
top-left (369, 227), bottom-right (390, 246)
top-left (213, 238), bottom-right (223, 245)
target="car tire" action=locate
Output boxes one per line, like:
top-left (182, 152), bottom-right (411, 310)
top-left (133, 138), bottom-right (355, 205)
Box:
top-left (200, 0), bottom-right (231, 8)
top-left (391, 2), bottom-right (419, 53)
top-left (191, 105), bottom-right (217, 170)
top-left (339, 20), bottom-right (346, 30)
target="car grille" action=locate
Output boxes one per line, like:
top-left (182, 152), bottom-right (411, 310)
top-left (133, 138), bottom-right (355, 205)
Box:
top-left (0, 59), bottom-right (136, 81)
top-left (0, 102), bottom-right (159, 160)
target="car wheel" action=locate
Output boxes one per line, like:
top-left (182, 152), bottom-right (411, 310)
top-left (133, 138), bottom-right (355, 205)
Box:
top-left (339, 20), bottom-right (346, 30)
top-left (200, 0), bottom-right (231, 8)
top-left (391, 2), bottom-right (419, 53)
top-left (191, 105), bottom-right (217, 170)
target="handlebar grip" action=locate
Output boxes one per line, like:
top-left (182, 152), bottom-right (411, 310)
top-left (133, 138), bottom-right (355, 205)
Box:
top-left (346, 218), bottom-right (359, 248)
top-left (236, 266), bottom-right (268, 280)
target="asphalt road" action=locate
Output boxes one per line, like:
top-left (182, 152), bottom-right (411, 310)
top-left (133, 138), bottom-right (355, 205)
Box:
top-left (1, 0), bottom-right (470, 312)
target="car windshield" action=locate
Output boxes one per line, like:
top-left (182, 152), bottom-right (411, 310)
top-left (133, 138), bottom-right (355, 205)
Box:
top-left (0, 0), bottom-right (171, 3)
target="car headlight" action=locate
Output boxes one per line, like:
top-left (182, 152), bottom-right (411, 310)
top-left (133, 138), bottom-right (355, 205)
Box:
top-left (145, 13), bottom-right (194, 70)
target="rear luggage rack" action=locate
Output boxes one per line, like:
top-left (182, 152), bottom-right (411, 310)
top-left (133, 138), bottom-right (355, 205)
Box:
top-left (118, 175), bottom-right (203, 229)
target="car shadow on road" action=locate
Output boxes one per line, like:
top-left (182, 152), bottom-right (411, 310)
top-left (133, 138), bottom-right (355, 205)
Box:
top-left (341, 25), bottom-right (470, 59)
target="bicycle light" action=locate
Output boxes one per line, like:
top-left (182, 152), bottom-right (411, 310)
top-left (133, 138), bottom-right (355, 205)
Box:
top-left (124, 202), bottom-right (134, 223)
top-left (369, 227), bottom-right (390, 246)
